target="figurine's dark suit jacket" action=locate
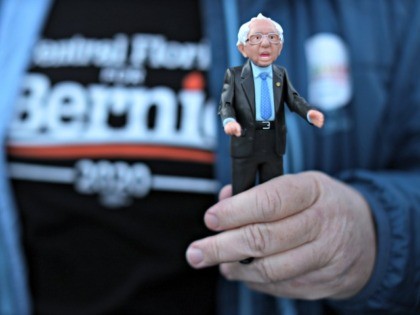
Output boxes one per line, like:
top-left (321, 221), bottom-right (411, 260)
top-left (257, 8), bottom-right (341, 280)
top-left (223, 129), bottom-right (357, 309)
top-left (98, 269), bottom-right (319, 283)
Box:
top-left (219, 60), bottom-right (313, 194)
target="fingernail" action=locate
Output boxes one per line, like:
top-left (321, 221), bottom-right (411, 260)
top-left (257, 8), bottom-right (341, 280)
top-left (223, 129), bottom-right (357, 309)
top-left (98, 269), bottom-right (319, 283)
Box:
top-left (187, 247), bottom-right (204, 266)
top-left (205, 213), bottom-right (219, 229)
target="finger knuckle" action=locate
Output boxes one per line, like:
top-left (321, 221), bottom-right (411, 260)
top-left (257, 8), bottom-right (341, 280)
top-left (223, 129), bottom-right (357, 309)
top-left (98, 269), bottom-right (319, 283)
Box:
top-left (243, 223), bottom-right (271, 256)
top-left (207, 237), bottom-right (223, 263)
top-left (305, 207), bottom-right (324, 241)
top-left (256, 259), bottom-right (278, 283)
top-left (258, 189), bottom-right (280, 221)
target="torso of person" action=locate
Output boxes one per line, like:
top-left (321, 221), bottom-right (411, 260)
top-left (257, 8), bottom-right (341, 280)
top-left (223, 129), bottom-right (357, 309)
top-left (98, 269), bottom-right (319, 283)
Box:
top-left (6, 1), bottom-right (218, 314)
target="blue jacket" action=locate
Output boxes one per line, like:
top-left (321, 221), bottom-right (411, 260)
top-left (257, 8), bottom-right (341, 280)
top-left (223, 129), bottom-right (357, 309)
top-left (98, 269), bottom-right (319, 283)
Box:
top-left (0, 0), bottom-right (419, 314)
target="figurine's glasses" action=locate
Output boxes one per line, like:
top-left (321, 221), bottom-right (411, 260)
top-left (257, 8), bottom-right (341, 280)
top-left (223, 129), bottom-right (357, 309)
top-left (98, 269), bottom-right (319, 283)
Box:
top-left (246, 33), bottom-right (281, 45)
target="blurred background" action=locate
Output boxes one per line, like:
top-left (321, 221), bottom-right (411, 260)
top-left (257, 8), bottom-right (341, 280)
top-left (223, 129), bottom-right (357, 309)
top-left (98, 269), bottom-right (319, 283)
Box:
top-left (1, 0), bottom-right (419, 314)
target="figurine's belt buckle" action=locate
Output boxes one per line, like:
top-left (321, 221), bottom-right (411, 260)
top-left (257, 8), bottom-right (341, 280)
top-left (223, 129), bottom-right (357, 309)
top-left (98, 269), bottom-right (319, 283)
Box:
top-left (262, 121), bottom-right (271, 130)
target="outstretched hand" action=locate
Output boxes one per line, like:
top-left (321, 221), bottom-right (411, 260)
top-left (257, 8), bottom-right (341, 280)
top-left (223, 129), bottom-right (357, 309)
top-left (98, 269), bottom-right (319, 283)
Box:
top-left (186, 171), bottom-right (376, 299)
top-left (308, 110), bottom-right (325, 128)
top-left (224, 121), bottom-right (242, 137)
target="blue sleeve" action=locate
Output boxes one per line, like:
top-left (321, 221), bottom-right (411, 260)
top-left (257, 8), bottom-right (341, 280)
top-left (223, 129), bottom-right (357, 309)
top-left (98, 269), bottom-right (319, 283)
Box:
top-left (0, 0), bottom-right (52, 314)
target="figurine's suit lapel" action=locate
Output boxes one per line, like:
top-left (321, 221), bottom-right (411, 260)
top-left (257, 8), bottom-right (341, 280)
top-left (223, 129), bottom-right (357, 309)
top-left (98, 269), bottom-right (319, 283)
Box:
top-left (272, 65), bottom-right (283, 113)
top-left (240, 60), bottom-right (255, 116)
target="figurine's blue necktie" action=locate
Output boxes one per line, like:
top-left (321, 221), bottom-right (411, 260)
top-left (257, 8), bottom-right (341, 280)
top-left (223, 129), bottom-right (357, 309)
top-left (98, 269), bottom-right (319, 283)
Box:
top-left (259, 72), bottom-right (272, 120)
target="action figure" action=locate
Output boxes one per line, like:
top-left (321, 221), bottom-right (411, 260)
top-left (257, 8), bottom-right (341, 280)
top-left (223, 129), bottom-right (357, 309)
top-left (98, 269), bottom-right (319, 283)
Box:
top-left (219, 13), bottom-right (324, 196)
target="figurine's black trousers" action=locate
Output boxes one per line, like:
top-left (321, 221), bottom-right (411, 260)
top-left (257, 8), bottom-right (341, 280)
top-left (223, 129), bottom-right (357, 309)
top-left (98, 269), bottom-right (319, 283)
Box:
top-left (232, 129), bottom-right (284, 196)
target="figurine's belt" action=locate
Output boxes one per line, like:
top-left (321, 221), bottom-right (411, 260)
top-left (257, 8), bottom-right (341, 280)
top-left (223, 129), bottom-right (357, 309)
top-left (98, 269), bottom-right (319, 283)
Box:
top-left (255, 121), bottom-right (275, 130)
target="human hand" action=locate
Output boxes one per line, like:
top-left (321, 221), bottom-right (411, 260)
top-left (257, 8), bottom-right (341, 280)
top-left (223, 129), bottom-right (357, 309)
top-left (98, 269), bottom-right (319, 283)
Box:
top-left (224, 121), bottom-right (242, 137)
top-left (308, 110), bottom-right (325, 128)
top-left (186, 171), bottom-right (376, 299)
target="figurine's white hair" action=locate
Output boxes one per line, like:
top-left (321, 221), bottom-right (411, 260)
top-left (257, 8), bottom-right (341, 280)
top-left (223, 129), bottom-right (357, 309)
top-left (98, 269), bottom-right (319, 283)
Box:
top-left (236, 13), bottom-right (284, 46)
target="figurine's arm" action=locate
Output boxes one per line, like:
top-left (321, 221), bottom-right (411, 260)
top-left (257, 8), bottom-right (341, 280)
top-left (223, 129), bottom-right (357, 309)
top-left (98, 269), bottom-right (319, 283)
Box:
top-left (218, 68), bottom-right (242, 136)
top-left (283, 68), bottom-right (324, 128)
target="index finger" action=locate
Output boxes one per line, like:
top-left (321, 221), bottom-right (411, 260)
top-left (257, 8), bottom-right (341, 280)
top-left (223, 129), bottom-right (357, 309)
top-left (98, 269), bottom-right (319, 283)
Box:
top-left (205, 172), bottom-right (321, 231)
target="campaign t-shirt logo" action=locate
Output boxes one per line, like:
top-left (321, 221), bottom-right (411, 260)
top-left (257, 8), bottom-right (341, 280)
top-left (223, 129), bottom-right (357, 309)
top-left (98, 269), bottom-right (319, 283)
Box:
top-left (305, 33), bottom-right (352, 111)
top-left (7, 1), bottom-right (217, 209)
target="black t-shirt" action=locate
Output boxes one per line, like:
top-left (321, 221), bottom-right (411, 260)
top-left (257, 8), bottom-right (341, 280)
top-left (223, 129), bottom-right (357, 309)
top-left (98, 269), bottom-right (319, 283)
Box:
top-left (7, 1), bottom-right (218, 314)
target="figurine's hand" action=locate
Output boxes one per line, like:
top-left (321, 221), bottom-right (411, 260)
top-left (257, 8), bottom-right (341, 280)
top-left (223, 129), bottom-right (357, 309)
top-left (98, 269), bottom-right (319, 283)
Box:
top-left (224, 121), bottom-right (242, 137)
top-left (308, 110), bottom-right (325, 128)
top-left (186, 172), bottom-right (376, 299)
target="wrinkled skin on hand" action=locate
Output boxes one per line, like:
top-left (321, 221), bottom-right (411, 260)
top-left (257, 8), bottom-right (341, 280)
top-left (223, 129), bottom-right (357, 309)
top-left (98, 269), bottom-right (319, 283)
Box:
top-left (186, 171), bottom-right (376, 300)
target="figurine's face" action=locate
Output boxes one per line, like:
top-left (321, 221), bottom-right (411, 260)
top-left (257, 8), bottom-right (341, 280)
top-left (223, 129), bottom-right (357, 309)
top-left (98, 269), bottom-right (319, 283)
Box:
top-left (238, 19), bottom-right (283, 67)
